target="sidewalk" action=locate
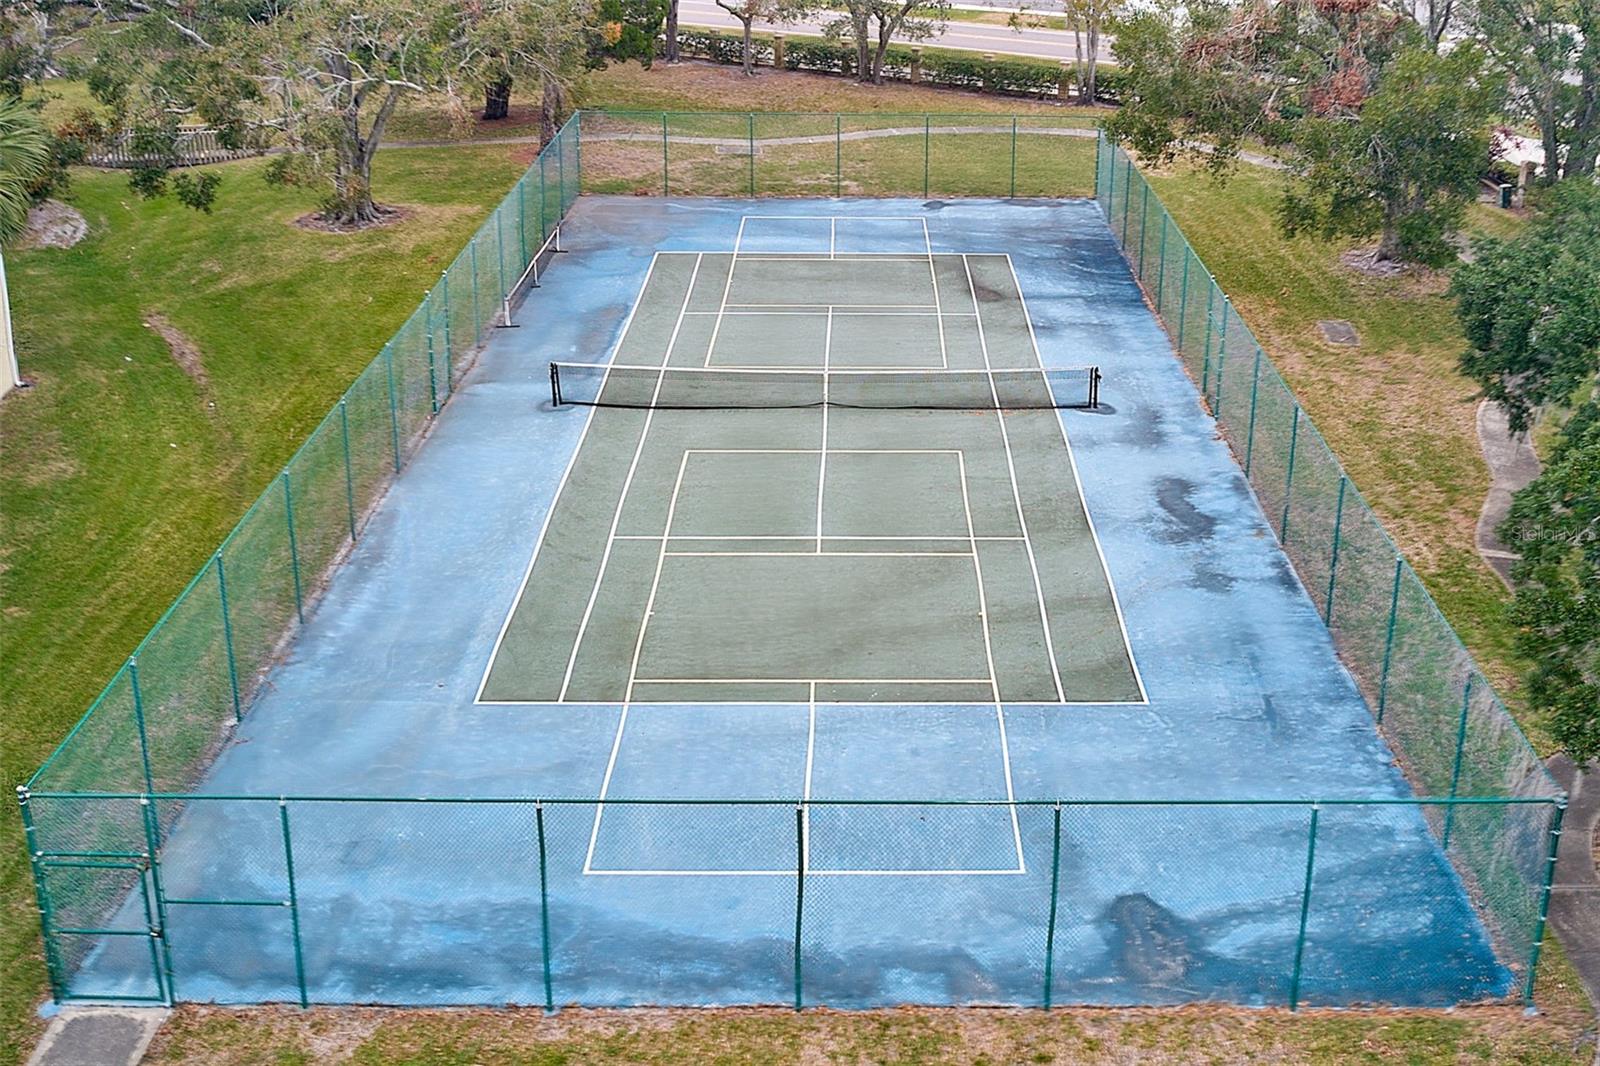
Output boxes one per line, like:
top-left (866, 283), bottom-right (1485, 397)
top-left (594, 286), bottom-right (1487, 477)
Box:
top-left (1547, 755), bottom-right (1600, 1013)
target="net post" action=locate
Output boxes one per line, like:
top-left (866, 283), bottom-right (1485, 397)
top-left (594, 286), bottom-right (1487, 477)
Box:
top-left (338, 400), bottom-right (357, 539)
top-left (1323, 475), bottom-right (1348, 626)
top-left (924, 115), bottom-right (931, 197)
top-left (1243, 346), bottom-right (1263, 475)
top-left (424, 290), bottom-right (439, 414)
top-left (793, 803), bottom-right (805, 1011)
top-left (279, 799), bottom-right (309, 1009)
top-left (1442, 675), bottom-right (1473, 848)
top-left (1154, 213), bottom-right (1168, 310)
top-left (549, 363), bottom-right (561, 408)
top-left (661, 112), bottom-right (669, 196)
top-left (281, 471), bottom-right (304, 624)
top-left (139, 796), bottom-right (176, 1004)
top-left (536, 801), bottom-right (555, 1012)
top-left (1042, 802), bottom-right (1062, 1009)
top-left (17, 787), bottom-right (68, 1004)
top-left (748, 113), bottom-right (756, 196)
top-left (128, 657), bottom-right (156, 798)
top-left (215, 551), bottom-right (242, 722)
top-left (384, 345), bottom-right (401, 473)
top-left (1009, 116), bottom-right (1018, 199)
top-left (834, 115), bottom-right (842, 198)
top-left (1280, 406), bottom-right (1300, 542)
top-left (1090, 367), bottom-right (1101, 408)
top-left (1376, 557), bottom-right (1404, 723)
top-left (1200, 285), bottom-right (1215, 396)
top-left (1523, 799), bottom-right (1566, 1007)
top-left (1175, 250), bottom-right (1190, 352)
top-left (1288, 803), bottom-right (1319, 1010)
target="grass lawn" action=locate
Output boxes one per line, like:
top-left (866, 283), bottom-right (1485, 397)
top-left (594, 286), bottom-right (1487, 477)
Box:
top-left (1143, 164), bottom-right (1545, 743)
top-left (0, 143), bottom-right (529, 1066)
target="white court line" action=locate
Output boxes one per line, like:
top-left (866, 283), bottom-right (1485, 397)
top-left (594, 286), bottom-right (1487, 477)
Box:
top-left (926, 246), bottom-right (950, 370)
top-left (663, 551), bottom-right (976, 558)
top-left (702, 222), bottom-right (747, 368)
top-left (817, 306), bottom-right (831, 553)
top-left (1003, 254), bottom-right (1149, 704)
top-left (586, 868), bottom-right (1027, 877)
top-left (804, 683), bottom-right (816, 864)
top-left (829, 217), bottom-right (835, 258)
top-left (957, 451), bottom-right (1028, 873)
top-left (484, 699), bottom-right (1120, 706)
top-left (625, 450), bottom-right (692, 704)
top-left (963, 253), bottom-right (1066, 706)
top-left (920, 217), bottom-right (934, 258)
top-left (614, 535), bottom-right (1026, 541)
top-left (556, 254), bottom-right (704, 701)
top-left (473, 253), bottom-right (662, 705)
top-left (684, 310), bottom-right (971, 317)
top-left (724, 303), bottom-right (940, 310)
top-left (629, 677), bottom-right (996, 684)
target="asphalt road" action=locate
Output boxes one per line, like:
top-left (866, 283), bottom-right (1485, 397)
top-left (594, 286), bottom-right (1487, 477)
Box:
top-left (676, 0), bottom-right (1116, 64)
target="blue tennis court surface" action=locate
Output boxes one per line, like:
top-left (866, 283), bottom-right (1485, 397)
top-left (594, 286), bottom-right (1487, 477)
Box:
top-left (61, 197), bottom-right (1512, 1008)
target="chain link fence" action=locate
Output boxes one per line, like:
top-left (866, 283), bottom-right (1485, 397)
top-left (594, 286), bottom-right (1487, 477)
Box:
top-left (16, 116), bottom-right (1565, 1012)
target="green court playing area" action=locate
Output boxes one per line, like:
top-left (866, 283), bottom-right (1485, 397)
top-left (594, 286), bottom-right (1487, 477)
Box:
top-left (479, 218), bottom-right (1143, 705)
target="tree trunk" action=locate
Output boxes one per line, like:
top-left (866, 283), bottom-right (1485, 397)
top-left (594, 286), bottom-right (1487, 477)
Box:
top-left (540, 77), bottom-right (564, 145)
top-left (666, 0), bottom-right (680, 62)
top-left (483, 77), bottom-right (512, 121)
top-left (1083, 21), bottom-right (1098, 104)
top-left (872, 27), bottom-right (892, 85)
top-left (741, 19), bottom-right (755, 75)
top-left (853, 9), bottom-right (871, 82)
top-left (1568, 65), bottom-right (1599, 178)
top-left (1374, 216), bottom-right (1403, 261)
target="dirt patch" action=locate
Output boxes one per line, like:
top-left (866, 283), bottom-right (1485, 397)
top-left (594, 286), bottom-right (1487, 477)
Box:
top-left (143, 313), bottom-right (210, 390)
top-left (292, 204), bottom-right (414, 234)
top-left (14, 199), bottom-right (88, 250)
top-left (1337, 246), bottom-right (1451, 294)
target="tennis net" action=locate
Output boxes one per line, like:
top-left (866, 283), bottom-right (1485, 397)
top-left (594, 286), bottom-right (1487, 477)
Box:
top-left (549, 362), bottom-right (1101, 411)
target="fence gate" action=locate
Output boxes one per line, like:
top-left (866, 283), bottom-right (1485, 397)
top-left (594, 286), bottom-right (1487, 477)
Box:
top-left (36, 858), bottom-right (167, 1003)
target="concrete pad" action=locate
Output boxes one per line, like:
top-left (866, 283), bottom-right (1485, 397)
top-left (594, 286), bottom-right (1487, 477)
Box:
top-left (25, 1008), bottom-right (167, 1066)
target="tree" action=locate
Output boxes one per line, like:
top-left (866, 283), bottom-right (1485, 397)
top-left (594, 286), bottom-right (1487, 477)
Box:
top-left (1063, 0), bottom-right (1118, 104)
top-left (0, 94), bottom-right (52, 244)
top-left (90, 0), bottom-right (595, 227)
top-left (715, 0), bottom-right (810, 76)
top-left (665, 0), bottom-right (681, 62)
top-left (833, 0), bottom-right (949, 85)
top-left (1279, 45), bottom-right (1503, 263)
top-left (1453, 181), bottom-right (1600, 430)
top-left (1499, 398), bottom-right (1600, 764)
top-left (1470, 0), bottom-right (1599, 183)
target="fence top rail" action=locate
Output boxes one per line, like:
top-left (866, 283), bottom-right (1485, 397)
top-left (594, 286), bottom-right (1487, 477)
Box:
top-left (18, 789), bottom-right (1566, 807)
top-left (1097, 136), bottom-right (1560, 799)
top-left (582, 109), bottom-right (1094, 121)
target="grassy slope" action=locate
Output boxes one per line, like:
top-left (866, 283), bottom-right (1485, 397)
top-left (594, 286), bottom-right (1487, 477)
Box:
top-left (1144, 166), bottom-right (1538, 740)
top-left (0, 144), bottom-right (528, 1066)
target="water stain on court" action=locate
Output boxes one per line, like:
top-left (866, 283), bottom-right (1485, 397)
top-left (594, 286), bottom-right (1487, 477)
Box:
top-left (1152, 476), bottom-right (1216, 544)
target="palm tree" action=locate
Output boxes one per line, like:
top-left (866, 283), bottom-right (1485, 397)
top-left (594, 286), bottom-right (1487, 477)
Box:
top-left (0, 93), bottom-right (52, 244)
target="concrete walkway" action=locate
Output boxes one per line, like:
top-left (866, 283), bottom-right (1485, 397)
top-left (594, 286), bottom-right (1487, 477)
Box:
top-left (24, 1008), bottom-right (166, 1066)
top-left (1547, 756), bottom-right (1600, 1016)
top-left (1475, 400), bottom-right (1542, 587)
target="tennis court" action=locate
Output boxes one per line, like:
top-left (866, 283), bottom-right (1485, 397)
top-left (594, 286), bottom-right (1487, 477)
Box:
top-left (26, 191), bottom-right (1553, 1012)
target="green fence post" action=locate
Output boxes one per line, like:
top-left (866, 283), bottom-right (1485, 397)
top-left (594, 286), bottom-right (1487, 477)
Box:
top-left (1042, 803), bottom-right (1062, 1008)
top-left (440, 271), bottom-right (453, 388)
top-left (1093, 129), bottom-right (1102, 201)
top-left (517, 180), bottom-right (528, 270)
top-left (279, 800), bottom-right (309, 1008)
top-left (536, 802), bottom-right (555, 1012)
top-left (1154, 214), bottom-right (1168, 311)
top-left (793, 804), bottom-right (805, 1011)
top-left (834, 115), bottom-right (842, 198)
top-left (1280, 407), bottom-right (1301, 541)
top-left (1009, 116), bottom-right (1018, 198)
top-left (537, 162), bottom-right (548, 248)
top-left (1212, 299), bottom-right (1229, 415)
top-left (384, 345), bottom-right (401, 473)
top-left (1136, 182), bottom-right (1149, 278)
top-left (139, 796), bottom-right (176, 1003)
top-left (1376, 557), bottom-right (1405, 723)
top-left (1323, 476), bottom-right (1348, 626)
top-left (1121, 157), bottom-right (1133, 238)
top-left (1200, 285), bottom-right (1216, 395)
top-left (556, 129), bottom-right (567, 213)
top-left (281, 472), bottom-right (304, 624)
top-left (424, 292), bottom-right (439, 415)
top-left (923, 116), bottom-right (931, 197)
top-left (469, 239), bottom-right (481, 336)
top-left (1523, 800), bottom-right (1567, 1006)
top-left (661, 112), bottom-right (669, 196)
top-left (215, 552), bottom-right (242, 721)
top-left (1243, 347), bottom-right (1263, 475)
top-left (1175, 252), bottom-right (1190, 352)
top-left (1288, 804), bottom-right (1319, 1010)
top-left (16, 788), bottom-right (68, 1003)
top-left (1104, 140), bottom-right (1115, 216)
top-left (337, 400), bottom-right (357, 540)
top-left (128, 657), bottom-right (156, 797)
top-left (748, 113), bottom-right (756, 195)
top-left (495, 210), bottom-right (508, 304)
top-left (1442, 676), bottom-right (1474, 848)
